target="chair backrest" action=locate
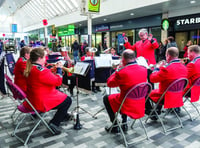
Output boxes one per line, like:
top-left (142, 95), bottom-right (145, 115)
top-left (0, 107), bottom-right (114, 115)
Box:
top-left (5, 75), bottom-right (26, 101)
top-left (118, 82), bottom-right (152, 119)
top-left (184, 77), bottom-right (200, 102)
top-left (5, 73), bottom-right (12, 82)
top-left (5, 53), bottom-right (15, 76)
top-left (161, 78), bottom-right (188, 108)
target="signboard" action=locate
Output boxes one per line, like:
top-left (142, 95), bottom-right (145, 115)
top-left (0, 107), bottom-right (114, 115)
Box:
top-left (11, 24), bottom-right (17, 33)
top-left (57, 25), bottom-right (75, 37)
top-left (95, 24), bottom-right (110, 32)
top-left (88, 0), bottom-right (100, 12)
top-left (52, 25), bottom-right (56, 36)
top-left (161, 18), bottom-right (169, 31)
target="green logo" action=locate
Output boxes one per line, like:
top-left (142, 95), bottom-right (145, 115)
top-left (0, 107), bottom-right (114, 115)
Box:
top-left (91, 0), bottom-right (98, 5)
top-left (162, 19), bottom-right (169, 31)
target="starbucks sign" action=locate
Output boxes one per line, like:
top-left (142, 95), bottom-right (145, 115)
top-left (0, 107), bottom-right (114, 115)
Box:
top-left (161, 18), bottom-right (170, 31)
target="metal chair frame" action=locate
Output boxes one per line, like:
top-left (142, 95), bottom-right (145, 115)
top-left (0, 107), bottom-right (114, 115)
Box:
top-left (5, 76), bottom-right (55, 146)
top-left (109, 82), bottom-right (152, 147)
top-left (145, 78), bottom-right (188, 133)
top-left (182, 77), bottom-right (200, 121)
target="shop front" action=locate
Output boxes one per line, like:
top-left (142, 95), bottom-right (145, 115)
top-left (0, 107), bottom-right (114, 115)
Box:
top-left (168, 13), bottom-right (200, 55)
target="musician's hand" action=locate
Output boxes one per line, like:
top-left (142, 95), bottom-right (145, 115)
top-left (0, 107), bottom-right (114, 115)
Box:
top-left (156, 60), bottom-right (166, 68)
top-left (124, 37), bottom-right (128, 43)
top-left (56, 62), bottom-right (63, 68)
top-left (148, 34), bottom-right (153, 40)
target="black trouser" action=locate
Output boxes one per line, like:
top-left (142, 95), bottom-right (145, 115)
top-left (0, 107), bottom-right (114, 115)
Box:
top-left (50, 96), bottom-right (72, 126)
top-left (103, 95), bottom-right (127, 124)
top-left (147, 69), bottom-right (154, 89)
top-left (145, 98), bottom-right (163, 113)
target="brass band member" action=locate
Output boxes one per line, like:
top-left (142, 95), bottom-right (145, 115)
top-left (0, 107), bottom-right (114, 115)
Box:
top-left (14, 47), bottom-right (31, 93)
top-left (145, 47), bottom-right (187, 120)
top-left (103, 49), bottom-right (147, 133)
top-left (23, 48), bottom-right (72, 135)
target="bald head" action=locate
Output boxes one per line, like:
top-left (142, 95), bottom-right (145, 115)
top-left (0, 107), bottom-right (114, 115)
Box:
top-left (166, 47), bottom-right (179, 58)
top-left (122, 49), bottom-right (135, 65)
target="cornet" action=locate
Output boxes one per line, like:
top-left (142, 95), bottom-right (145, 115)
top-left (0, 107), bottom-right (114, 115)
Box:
top-left (89, 47), bottom-right (98, 52)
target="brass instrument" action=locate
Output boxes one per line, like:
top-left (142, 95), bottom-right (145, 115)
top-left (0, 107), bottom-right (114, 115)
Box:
top-left (62, 67), bottom-right (74, 73)
top-left (89, 47), bottom-right (98, 52)
top-left (180, 57), bottom-right (189, 64)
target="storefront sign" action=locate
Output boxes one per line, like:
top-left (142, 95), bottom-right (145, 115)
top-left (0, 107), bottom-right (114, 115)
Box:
top-left (95, 24), bottom-right (110, 32)
top-left (161, 18), bottom-right (169, 30)
top-left (177, 17), bottom-right (200, 26)
top-left (110, 25), bottom-right (123, 29)
top-left (88, 0), bottom-right (100, 12)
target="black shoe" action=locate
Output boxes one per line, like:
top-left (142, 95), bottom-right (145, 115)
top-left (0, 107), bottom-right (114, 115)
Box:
top-left (145, 110), bottom-right (151, 115)
top-left (121, 124), bottom-right (128, 132)
top-left (92, 89), bottom-right (98, 93)
top-left (150, 115), bottom-right (158, 121)
top-left (105, 126), bottom-right (119, 134)
top-left (49, 123), bottom-right (61, 135)
top-left (63, 113), bottom-right (73, 122)
top-left (175, 107), bottom-right (181, 114)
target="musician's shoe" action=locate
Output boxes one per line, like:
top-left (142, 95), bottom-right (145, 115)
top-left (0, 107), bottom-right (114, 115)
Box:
top-left (49, 123), bottom-right (61, 135)
top-left (175, 107), bottom-right (181, 114)
top-left (96, 86), bottom-right (101, 92)
top-left (150, 114), bottom-right (158, 121)
top-left (121, 124), bottom-right (128, 132)
top-left (105, 125), bottom-right (119, 134)
top-left (63, 113), bottom-right (73, 122)
top-left (92, 89), bottom-right (98, 93)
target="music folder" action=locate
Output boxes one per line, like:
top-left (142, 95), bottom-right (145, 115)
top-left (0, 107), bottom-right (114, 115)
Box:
top-left (73, 62), bottom-right (90, 76)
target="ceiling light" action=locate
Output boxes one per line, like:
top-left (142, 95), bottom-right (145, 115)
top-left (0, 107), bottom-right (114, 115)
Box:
top-left (190, 0), bottom-right (196, 4)
top-left (130, 13), bottom-right (134, 16)
top-left (104, 18), bottom-right (107, 21)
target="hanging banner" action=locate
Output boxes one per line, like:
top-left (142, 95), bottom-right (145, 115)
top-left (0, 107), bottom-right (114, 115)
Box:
top-left (88, 0), bottom-right (100, 12)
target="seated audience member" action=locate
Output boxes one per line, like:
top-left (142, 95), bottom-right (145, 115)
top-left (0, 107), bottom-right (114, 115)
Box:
top-left (146, 47), bottom-right (187, 119)
top-left (14, 47), bottom-right (31, 92)
top-left (23, 48), bottom-right (72, 135)
top-left (184, 45), bottom-right (200, 96)
top-left (103, 49), bottom-right (147, 133)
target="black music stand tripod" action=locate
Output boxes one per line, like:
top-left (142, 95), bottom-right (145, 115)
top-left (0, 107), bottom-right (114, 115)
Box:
top-left (73, 62), bottom-right (96, 130)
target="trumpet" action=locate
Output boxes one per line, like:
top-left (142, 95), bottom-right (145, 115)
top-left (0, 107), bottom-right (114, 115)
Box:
top-left (180, 58), bottom-right (189, 64)
top-left (62, 67), bottom-right (74, 73)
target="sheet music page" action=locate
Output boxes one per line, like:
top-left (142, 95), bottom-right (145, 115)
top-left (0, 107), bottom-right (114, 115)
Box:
top-left (136, 56), bottom-right (149, 69)
top-left (111, 59), bottom-right (121, 67)
top-left (94, 57), bottom-right (111, 68)
top-left (105, 87), bottom-right (120, 95)
top-left (74, 62), bottom-right (90, 76)
top-left (100, 54), bottom-right (112, 60)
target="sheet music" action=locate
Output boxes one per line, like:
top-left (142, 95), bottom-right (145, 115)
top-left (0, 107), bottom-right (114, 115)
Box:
top-left (94, 57), bottom-right (111, 68)
top-left (105, 87), bottom-right (120, 95)
top-left (74, 62), bottom-right (90, 76)
top-left (136, 56), bottom-right (149, 69)
top-left (100, 54), bottom-right (112, 60)
top-left (111, 59), bottom-right (121, 67)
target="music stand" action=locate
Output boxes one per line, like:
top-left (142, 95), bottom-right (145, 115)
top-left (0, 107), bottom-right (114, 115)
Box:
top-left (73, 62), bottom-right (92, 130)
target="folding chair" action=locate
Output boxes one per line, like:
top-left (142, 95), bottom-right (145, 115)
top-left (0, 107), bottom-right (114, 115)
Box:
top-left (145, 78), bottom-right (188, 133)
top-left (4, 74), bottom-right (20, 122)
top-left (5, 76), bottom-right (55, 146)
top-left (109, 82), bottom-right (152, 147)
top-left (182, 77), bottom-right (200, 121)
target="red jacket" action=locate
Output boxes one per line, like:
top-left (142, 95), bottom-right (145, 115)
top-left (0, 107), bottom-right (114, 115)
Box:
top-left (23, 64), bottom-right (67, 112)
top-left (185, 56), bottom-right (200, 102)
top-left (124, 39), bottom-right (159, 65)
top-left (150, 59), bottom-right (187, 108)
top-left (13, 57), bottom-right (27, 93)
top-left (107, 62), bottom-right (147, 119)
top-left (183, 46), bottom-right (188, 58)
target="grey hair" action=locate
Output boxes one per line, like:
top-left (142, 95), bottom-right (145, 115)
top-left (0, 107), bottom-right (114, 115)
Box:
top-left (138, 28), bottom-right (148, 35)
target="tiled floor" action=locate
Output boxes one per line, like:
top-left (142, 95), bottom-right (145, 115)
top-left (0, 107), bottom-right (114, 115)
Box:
top-left (1, 90), bottom-right (200, 148)
top-left (1, 52), bottom-right (200, 148)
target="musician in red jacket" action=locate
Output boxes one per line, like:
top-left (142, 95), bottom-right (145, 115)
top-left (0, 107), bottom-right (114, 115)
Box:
top-left (124, 28), bottom-right (159, 65)
top-left (146, 47), bottom-right (187, 119)
top-left (184, 45), bottom-right (200, 101)
top-left (23, 48), bottom-right (72, 135)
top-left (14, 47), bottom-right (31, 93)
top-left (103, 49), bottom-right (147, 133)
